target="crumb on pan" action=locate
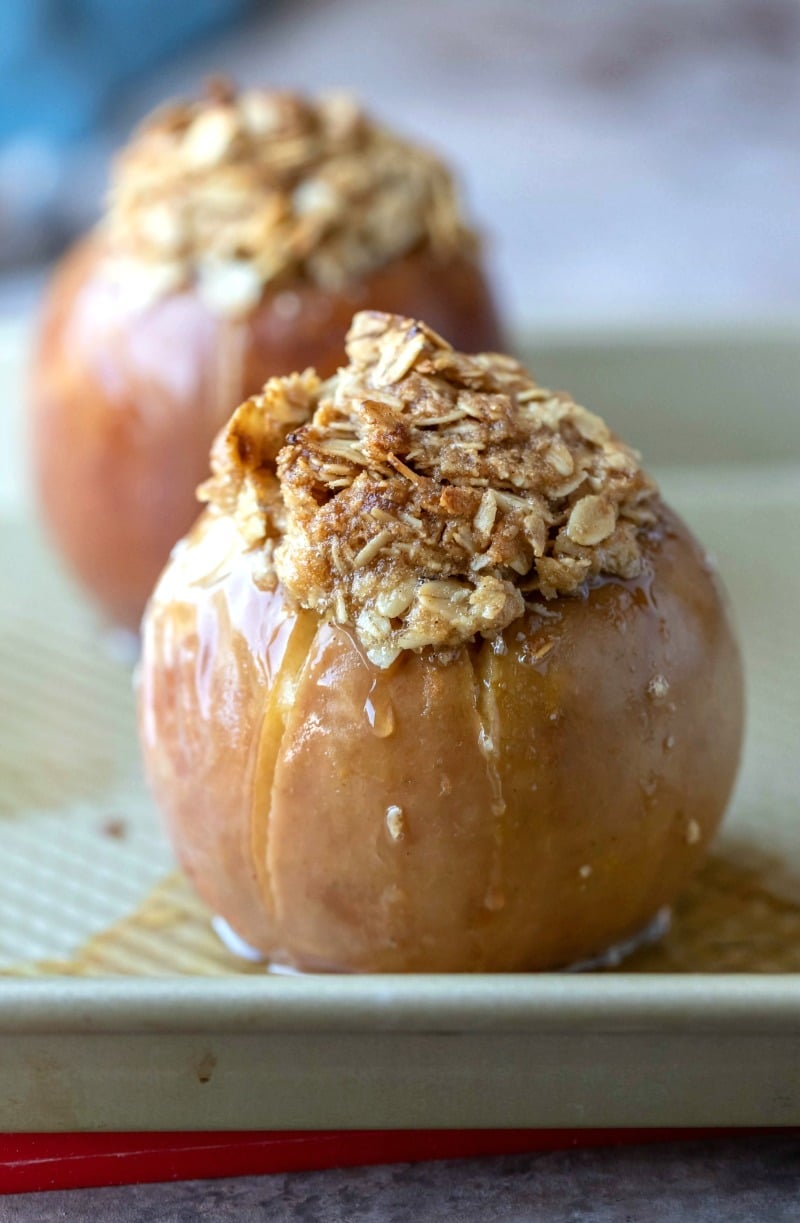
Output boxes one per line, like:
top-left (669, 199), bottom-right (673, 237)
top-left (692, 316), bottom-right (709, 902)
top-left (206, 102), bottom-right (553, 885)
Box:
top-left (100, 816), bottom-right (128, 840)
top-left (105, 83), bottom-right (475, 313)
top-left (201, 312), bottom-right (659, 665)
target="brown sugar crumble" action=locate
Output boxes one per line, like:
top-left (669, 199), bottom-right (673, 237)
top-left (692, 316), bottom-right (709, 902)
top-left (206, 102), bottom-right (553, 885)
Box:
top-left (105, 84), bottom-right (475, 314)
top-left (201, 312), bottom-right (659, 666)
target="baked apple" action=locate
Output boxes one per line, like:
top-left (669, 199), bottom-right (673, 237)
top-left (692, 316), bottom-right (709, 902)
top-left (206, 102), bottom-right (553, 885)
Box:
top-left (139, 311), bottom-right (743, 972)
top-left (30, 85), bottom-right (500, 629)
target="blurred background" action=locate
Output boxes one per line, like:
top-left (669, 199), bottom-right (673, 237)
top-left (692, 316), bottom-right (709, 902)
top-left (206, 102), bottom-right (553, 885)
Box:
top-left (1, 0), bottom-right (800, 333)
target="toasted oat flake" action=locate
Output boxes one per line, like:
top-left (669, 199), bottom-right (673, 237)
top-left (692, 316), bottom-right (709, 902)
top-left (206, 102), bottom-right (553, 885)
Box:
top-left (202, 312), bottom-right (659, 664)
top-left (648, 674), bottom-right (671, 701)
top-left (566, 495), bottom-right (616, 546)
top-left (385, 805), bottom-right (405, 841)
top-left (105, 86), bottom-right (475, 313)
top-left (196, 258), bottom-right (263, 316)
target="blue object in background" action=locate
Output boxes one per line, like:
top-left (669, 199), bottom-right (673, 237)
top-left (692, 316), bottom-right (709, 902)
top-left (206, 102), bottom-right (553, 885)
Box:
top-left (0, 0), bottom-right (253, 266)
top-left (0, 0), bottom-right (251, 144)
top-left (0, 0), bottom-right (254, 144)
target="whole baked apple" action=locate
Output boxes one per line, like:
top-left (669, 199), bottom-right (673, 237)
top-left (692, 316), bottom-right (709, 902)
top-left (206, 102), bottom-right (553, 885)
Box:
top-left (30, 87), bottom-right (500, 629)
top-left (139, 312), bottom-right (743, 972)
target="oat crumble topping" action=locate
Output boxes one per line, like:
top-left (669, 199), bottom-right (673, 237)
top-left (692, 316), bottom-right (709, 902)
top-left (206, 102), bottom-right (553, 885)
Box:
top-left (200, 312), bottom-right (659, 666)
top-left (105, 82), bottom-right (475, 314)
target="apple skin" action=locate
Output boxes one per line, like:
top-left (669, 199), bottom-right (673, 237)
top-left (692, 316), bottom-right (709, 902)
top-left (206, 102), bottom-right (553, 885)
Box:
top-left (139, 505), bottom-right (743, 973)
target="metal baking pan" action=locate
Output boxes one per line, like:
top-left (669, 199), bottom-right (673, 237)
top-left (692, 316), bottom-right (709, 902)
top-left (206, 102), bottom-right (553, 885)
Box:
top-left (1, 322), bottom-right (798, 1130)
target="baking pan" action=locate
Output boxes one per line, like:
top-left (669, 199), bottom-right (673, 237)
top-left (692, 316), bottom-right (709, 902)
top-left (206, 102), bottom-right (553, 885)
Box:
top-left (1, 322), bottom-right (798, 1130)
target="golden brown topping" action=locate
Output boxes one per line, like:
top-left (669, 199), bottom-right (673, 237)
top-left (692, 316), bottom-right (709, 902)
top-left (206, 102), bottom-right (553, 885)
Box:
top-left (198, 368), bottom-right (319, 546)
top-left (105, 85), bottom-right (475, 314)
top-left (201, 312), bottom-right (659, 666)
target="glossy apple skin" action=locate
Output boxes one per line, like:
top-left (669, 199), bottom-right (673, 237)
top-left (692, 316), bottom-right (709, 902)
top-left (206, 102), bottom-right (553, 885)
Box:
top-left (29, 238), bottom-right (502, 629)
top-left (139, 506), bottom-right (744, 973)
